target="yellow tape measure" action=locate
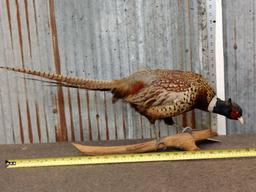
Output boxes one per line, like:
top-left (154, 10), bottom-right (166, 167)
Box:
top-left (5, 148), bottom-right (256, 168)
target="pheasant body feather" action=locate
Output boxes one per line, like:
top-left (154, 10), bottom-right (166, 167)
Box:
top-left (112, 69), bottom-right (215, 122)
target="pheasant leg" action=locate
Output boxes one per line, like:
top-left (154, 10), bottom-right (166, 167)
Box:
top-left (153, 123), bottom-right (160, 140)
top-left (152, 123), bottom-right (167, 151)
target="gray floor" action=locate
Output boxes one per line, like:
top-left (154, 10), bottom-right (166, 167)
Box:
top-left (1, 135), bottom-right (256, 192)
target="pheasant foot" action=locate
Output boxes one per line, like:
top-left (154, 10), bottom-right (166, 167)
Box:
top-left (181, 126), bottom-right (221, 142)
top-left (182, 126), bottom-right (193, 134)
top-left (155, 137), bottom-right (168, 151)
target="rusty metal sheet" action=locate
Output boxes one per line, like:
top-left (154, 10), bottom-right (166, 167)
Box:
top-left (0, 0), bottom-right (213, 144)
top-left (223, 0), bottom-right (256, 134)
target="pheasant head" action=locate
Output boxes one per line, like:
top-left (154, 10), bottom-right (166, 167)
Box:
top-left (208, 97), bottom-right (244, 124)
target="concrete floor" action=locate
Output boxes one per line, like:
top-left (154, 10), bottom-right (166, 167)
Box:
top-left (1, 135), bottom-right (256, 192)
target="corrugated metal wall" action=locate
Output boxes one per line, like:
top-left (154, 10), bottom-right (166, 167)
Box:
top-left (223, 0), bottom-right (256, 134)
top-left (0, 0), bottom-right (214, 144)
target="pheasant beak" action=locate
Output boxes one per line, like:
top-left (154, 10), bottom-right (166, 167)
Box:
top-left (238, 117), bottom-right (244, 125)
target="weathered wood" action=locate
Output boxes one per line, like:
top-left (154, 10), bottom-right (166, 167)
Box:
top-left (72, 129), bottom-right (217, 155)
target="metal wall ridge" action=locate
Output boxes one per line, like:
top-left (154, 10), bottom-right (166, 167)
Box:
top-left (0, 0), bottom-right (214, 144)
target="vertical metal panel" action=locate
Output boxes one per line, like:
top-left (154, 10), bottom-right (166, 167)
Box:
top-left (223, 0), bottom-right (256, 134)
top-left (0, 0), bottom-right (214, 144)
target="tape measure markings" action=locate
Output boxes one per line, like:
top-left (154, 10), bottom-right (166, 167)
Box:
top-left (5, 148), bottom-right (256, 168)
top-left (206, 0), bottom-right (217, 131)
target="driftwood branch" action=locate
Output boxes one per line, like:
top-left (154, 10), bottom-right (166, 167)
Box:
top-left (72, 129), bottom-right (217, 155)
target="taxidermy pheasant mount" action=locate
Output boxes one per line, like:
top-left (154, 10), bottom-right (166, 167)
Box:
top-left (1, 67), bottom-right (244, 154)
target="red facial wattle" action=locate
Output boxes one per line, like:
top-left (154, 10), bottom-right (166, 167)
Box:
top-left (230, 110), bottom-right (240, 119)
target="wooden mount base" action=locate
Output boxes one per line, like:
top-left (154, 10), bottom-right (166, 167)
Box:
top-left (72, 129), bottom-right (217, 155)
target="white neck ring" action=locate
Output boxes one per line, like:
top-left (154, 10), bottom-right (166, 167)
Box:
top-left (207, 96), bottom-right (218, 112)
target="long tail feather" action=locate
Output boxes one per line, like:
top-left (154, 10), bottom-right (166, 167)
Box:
top-left (23, 77), bottom-right (85, 89)
top-left (0, 66), bottom-right (115, 90)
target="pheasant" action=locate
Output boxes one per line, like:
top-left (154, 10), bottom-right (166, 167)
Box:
top-left (0, 67), bottom-right (244, 140)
